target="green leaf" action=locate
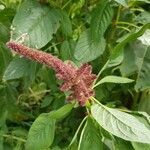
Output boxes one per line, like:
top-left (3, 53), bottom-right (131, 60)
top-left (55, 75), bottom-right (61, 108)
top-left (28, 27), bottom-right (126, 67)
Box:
top-left (26, 104), bottom-right (74, 150)
top-left (78, 117), bottom-right (104, 150)
top-left (74, 30), bottom-right (106, 63)
top-left (135, 46), bottom-right (150, 91)
top-left (120, 40), bottom-right (146, 76)
top-left (58, 10), bottom-right (72, 37)
top-left (94, 75), bottom-right (134, 88)
top-left (106, 23), bottom-right (150, 69)
top-left (25, 113), bottom-right (56, 150)
top-left (114, 137), bottom-right (134, 150)
top-left (48, 103), bottom-right (74, 120)
top-left (3, 57), bottom-right (31, 80)
top-left (91, 104), bottom-right (150, 143)
top-left (11, 0), bottom-right (61, 48)
top-left (120, 43), bottom-right (138, 76)
top-left (0, 22), bottom-right (9, 43)
top-left (132, 142), bottom-right (150, 150)
top-left (138, 91), bottom-right (150, 115)
top-left (90, 0), bottom-right (113, 41)
top-left (125, 110), bottom-right (150, 127)
top-left (26, 103), bottom-right (74, 150)
top-left (60, 40), bottom-right (75, 61)
top-left (0, 43), bottom-right (12, 79)
top-left (113, 0), bottom-right (128, 6)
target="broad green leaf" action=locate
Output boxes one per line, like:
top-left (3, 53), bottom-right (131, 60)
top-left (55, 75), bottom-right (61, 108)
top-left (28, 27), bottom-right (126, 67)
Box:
top-left (125, 110), bottom-right (150, 127)
top-left (74, 30), bottom-right (106, 63)
top-left (132, 142), bottom-right (150, 150)
top-left (60, 40), bottom-right (75, 61)
top-left (11, 0), bottom-right (61, 48)
top-left (138, 91), bottom-right (150, 115)
top-left (0, 43), bottom-right (12, 79)
top-left (26, 104), bottom-right (74, 150)
top-left (25, 113), bottom-right (56, 150)
top-left (91, 104), bottom-right (150, 143)
top-left (120, 41), bottom-right (145, 76)
top-left (113, 0), bottom-right (128, 6)
top-left (48, 103), bottom-right (74, 120)
top-left (94, 75), bottom-right (134, 88)
top-left (78, 117), bottom-right (104, 150)
top-left (135, 46), bottom-right (150, 91)
top-left (90, 0), bottom-right (113, 41)
top-left (99, 126), bottom-right (114, 149)
top-left (120, 44), bottom-right (137, 76)
top-left (114, 137), bottom-right (134, 150)
top-left (0, 22), bottom-right (9, 43)
top-left (3, 57), bottom-right (31, 80)
top-left (0, 8), bottom-right (15, 43)
top-left (58, 10), bottom-right (72, 37)
top-left (106, 23), bottom-right (150, 69)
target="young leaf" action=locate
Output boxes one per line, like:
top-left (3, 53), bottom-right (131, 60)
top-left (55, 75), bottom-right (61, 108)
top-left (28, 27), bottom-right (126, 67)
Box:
top-left (94, 75), bottom-right (134, 88)
top-left (78, 117), bottom-right (105, 150)
top-left (120, 41), bottom-right (146, 76)
top-left (48, 103), bottom-right (74, 120)
top-left (106, 23), bottom-right (150, 69)
top-left (90, 0), bottom-right (113, 41)
top-left (135, 46), bottom-right (150, 91)
top-left (11, 0), bottom-right (61, 48)
top-left (91, 104), bottom-right (150, 143)
top-left (74, 30), bottom-right (106, 63)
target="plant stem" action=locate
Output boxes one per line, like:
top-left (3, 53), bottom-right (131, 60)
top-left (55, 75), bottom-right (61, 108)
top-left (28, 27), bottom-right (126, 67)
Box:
top-left (91, 97), bottom-right (103, 106)
top-left (62, 0), bottom-right (72, 9)
top-left (69, 116), bottom-right (87, 146)
top-left (92, 60), bottom-right (109, 88)
top-left (2, 134), bottom-right (26, 143)
top-left (78, 122), bottom-right (87, 150)
top-left (109, 5), bottom-right (122, 42)
top-left (117, 21), bottom-right (139, 28)
top-left (116, 26), bottom-right (131, 32)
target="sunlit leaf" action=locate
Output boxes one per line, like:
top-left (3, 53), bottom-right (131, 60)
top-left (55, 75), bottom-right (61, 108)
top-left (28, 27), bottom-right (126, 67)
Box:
top-left (91, 104), bottom-right (150, 143)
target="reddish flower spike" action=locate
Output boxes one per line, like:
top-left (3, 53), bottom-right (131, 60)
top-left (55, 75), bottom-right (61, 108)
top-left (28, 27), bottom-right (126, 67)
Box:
top-left (6, 41), bottom-right (96, 106)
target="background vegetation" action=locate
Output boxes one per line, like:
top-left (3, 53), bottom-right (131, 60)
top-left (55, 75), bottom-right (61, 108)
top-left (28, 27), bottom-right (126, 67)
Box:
top-left (0, 0), bottom-right (150, 149)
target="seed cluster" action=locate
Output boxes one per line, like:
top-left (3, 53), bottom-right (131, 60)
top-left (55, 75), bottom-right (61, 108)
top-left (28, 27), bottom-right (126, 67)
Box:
top-left (7, 41), bottom-right (96, 106)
